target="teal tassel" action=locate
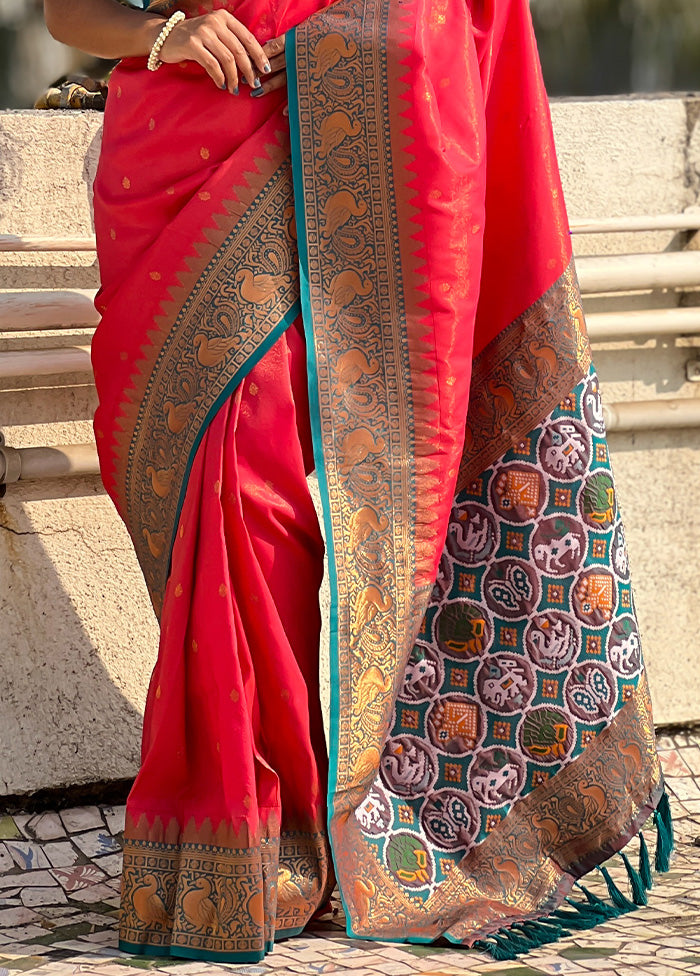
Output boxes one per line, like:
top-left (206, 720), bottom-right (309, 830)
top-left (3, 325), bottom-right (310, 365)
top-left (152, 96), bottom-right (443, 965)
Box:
top-left (500, 929), bottom-right (535, 954)
top-left (621, 851), bottom-right (648, 906)
top-left (485, 934), bottom-right (519, 961)
top-left (513, 920), bottom-right (565, 947)
top-left (639, 831), bottom-right (653, 890)
top-left (520, 919), bottom-right (565, 942)
top-left (552, 905), bottom-right (610, 930)
top-left (565, 893), bottom-right (616, 920)
top-left (599, 865), bottom-right (636, 913)
top-left (474, 794), bottom-right (675, 963)
top-left (473, 936), bottom-right (516, 962)
top-left (654, 792), bottom-right (674, 873)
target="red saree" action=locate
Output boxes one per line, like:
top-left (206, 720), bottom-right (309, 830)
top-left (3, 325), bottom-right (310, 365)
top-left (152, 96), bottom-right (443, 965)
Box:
top-left (91, 0), bottom-right (671, 964)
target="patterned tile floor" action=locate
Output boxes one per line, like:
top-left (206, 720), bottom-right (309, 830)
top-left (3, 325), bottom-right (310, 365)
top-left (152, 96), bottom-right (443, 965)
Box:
top-left (0, 730), bottom-right (699, 976)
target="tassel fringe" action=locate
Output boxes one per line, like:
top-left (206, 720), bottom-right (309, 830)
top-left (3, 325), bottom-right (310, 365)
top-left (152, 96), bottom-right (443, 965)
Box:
top-left (474, 790), bottom-right (674, 961)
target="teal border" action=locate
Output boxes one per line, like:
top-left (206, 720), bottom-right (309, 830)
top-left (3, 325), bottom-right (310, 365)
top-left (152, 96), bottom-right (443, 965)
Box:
top-left (118, 940), bottom-right (266, 963)
top-left (287, 26), bottom-right (350, 932)
top-left (165, 301), bottom-right (300, 583)
top-left (119, 926), bottom-right (304, 963)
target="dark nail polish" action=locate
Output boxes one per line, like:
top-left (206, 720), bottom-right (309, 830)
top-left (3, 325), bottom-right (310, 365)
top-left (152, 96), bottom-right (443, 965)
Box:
top-left (233, 86), bottom-right (239, 95)
top-left (221, 83), bottom-right (227, 90)
top-left (263, 63), bottom-right (271, 73)
top-left (251, 88), bottom-right (265, 98)
top-left (253, 77), bottom-right (262, 89)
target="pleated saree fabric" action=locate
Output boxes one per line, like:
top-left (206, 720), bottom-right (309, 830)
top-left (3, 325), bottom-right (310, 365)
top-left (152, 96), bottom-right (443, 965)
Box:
top-left (90, 0), bottom-right (670, 964)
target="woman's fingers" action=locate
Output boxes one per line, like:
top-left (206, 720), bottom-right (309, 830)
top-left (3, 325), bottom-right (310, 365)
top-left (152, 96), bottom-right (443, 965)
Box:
top-left (262, 34), bottom-right (286, 64)
top-left (223, 12), bottom-right (271, 75)
top-left (189, 38), bottom-right (229, 91)
top-left (265, 52), bottom-right (286, 75)
top-left (251, 70), bottom-right (287, 98)
top-left (158, 11), bottom-right (272, 92)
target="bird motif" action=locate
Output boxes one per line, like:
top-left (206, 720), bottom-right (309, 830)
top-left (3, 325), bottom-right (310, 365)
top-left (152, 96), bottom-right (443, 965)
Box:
top-left (356, 666), bottom-right (392, 715)
top-left (333, 348), bottom-right (380, 395)
top-left (193, 333), bottom-right (239, 367)
top-left (352, 584), bottom-right (393, 641)
top-left (353, 877), bottom-right (376, 928)
top-left (338, 426), bottom-right (385, 475)
top-left (348, 505), bottom-right (389, 550)
top-left (163, 399), bottom-right (195, 434)
top-left (146, 464), bottom-right (174, 499)
top-left (235, 268), bottom-right (289, 304)
top-left (486, 378), bottom-right (516, 424)
top-left (142, 527), bottom-right (166, 559)
top-left (182, 878), bottom-right (219, 934)
top-left (318, 111), bottom-right (363, 159)
top-left (321, 189), bottom-right (368, 239)
top-left (311, 33), bottom-right (358, 79)
top-left (492, 856), bottom-right (521, 892)
top-left (277, 866), bottom-right (308, 903)
top-left (327, 270), bottom-right (373, 318)
top-left (132, 873), bottom-right (170, 926)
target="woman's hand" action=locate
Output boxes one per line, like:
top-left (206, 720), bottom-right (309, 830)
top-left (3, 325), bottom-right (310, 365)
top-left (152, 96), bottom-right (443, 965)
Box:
top-left (159, 10), bottom-right (271, 94)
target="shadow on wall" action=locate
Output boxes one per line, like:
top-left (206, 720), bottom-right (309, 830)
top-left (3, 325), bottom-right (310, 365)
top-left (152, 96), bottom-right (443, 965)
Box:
top-left (0, 481), bottom-right (150, 799)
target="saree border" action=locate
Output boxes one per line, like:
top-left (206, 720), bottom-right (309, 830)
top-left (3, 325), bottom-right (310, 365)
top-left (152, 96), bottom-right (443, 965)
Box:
top-left (288, 0), bottom-right (421, 932)
top-left (289, 0), bottom-right (418, 805)
top-left (119, 817), bottom-right (331, 960)
top-left (107, 135), bottom-right (299, 616)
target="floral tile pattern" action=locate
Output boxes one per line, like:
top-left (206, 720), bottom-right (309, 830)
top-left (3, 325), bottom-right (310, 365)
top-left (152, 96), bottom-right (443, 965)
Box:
top-left (0, 729), bottom-right (699, 976)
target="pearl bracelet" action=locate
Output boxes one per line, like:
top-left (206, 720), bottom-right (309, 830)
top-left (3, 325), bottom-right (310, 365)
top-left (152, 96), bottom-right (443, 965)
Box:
top-left (147, 10), bottom-right (186, 72)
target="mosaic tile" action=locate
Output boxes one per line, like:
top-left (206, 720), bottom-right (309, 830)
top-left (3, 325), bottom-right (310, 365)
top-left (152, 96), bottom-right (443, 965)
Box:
top-left (0, 851), bottom-right (17, 877)
top-left (0, 877), bottom-right (52, 896)
top-left (42, 848), bottom-right (81, 873)
top-left (58, 812), bottom-right (104, 837)
top-left (65, 887), bottom-right (116, 906)
top-left (0, 908), bottom-right (41, 928)
top-left (19, 892), bottom-right (66, 910)
top-left (659, 752), bottom-right (693, 778)
top-left (13, 819), bottom-right (65, 846)
top-left (89, 857), bottom-right (122, 882)
top-left (666, 778), bottom-right (700, 802)
top-left (0, 821), bottom-right (21, 843)
top-left (51, 867), bottom-right (107, 894)
top-left (71, 836), bottom-right (120, 863)
top-left (0, 924), bottom-right (50, 942)
top-left (4, 847), bottom-right (50, 873)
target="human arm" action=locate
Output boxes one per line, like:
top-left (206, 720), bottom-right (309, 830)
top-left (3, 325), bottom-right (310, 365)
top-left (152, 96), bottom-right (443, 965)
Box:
top-left (43, 0), bottom-right (271, 93)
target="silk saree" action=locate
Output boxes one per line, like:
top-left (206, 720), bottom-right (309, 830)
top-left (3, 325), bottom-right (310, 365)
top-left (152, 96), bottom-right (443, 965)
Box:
top-left (91, 0), bottom-right (671, 963)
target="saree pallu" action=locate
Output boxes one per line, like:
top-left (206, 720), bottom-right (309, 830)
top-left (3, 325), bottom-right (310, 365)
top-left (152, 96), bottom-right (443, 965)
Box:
top-left (91, 0), bottom-right (671, 963)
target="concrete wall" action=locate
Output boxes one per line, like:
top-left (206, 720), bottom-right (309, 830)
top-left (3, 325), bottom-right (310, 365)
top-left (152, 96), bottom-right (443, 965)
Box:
top-left (1, 96), bottom-right (699, 796)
